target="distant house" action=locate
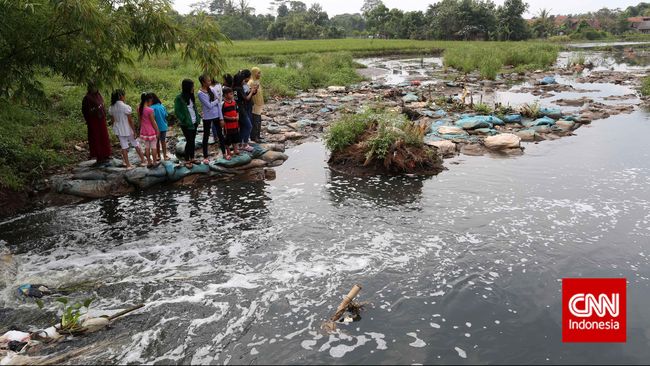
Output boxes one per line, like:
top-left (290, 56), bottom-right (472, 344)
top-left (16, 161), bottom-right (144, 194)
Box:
top-left (629, 17), bottom-right (650, 33)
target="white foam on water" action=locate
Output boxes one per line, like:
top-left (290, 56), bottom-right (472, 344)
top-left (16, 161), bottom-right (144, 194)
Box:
top-left (455, 347), bottom-right (467, 359)
top-left (406, 332), bottom-right (426, 348)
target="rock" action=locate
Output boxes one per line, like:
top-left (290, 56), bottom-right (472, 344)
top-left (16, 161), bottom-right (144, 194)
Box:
top-left (260, 151), bottom-right (289, 163)
top-left (470, 128), bottom-right (498, 136)
top-left (267, 134), bottom-right (287, 143)
top-left (516, 129), bottom-right (537, 142)
top-left (555, 120), bottom-right (576, 131)
top-left (284, 131), bottom-right (304, 140)
top-left (266, 123), bottom-right (282, 134)
top-left (260, 143), bottom-right (286, 153)
top-left (427, 140), bottom-right (457, 157)
top-left (327, 86), bottom-right (346, 93)
top-left (484, 133), bottom-right (521, 150)
top-left (301, 97), bottom-right (323, 103)
top-left (460, 144), bottom-right (485, 156)
top-left (235, 159), bottom-right (267, 170)
top-left (554, 97), bottom-right (593, 107)
top-left (264, 168), bottom-right (277, 180)
top-left (437, 126), bottom-right (467, 135)
top-left (297, 119), bottom-right (319, 128)
top-left (319, 107), bottom-right (332, 113)
top-left (402, 93), bottom-right (419, 103)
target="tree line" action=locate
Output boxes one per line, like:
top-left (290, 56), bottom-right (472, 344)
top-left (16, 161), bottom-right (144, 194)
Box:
top-left (195, 0), bottom-right (650, 41)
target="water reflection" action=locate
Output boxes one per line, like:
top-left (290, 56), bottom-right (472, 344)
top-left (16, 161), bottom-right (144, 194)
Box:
top-left (326, 169), bottom-right (426, 208)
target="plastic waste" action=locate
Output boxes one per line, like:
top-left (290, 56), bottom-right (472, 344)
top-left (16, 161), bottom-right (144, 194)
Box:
top-left (540, 76), bottom-right (557, 85)
top-left (17, 284), bottom-right (52, 298)
top-left (0, 330), bottom-right (30, 343)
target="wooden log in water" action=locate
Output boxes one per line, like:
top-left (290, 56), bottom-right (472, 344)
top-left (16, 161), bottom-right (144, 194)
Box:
top-left (330, 284), bottom-right (362, 322)
top-left (107, 304), bottom-right (145, 321)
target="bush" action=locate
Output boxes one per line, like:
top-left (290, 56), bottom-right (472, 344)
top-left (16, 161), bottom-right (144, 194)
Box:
top-left (325, 112), bottom-right (370, 152)
top-left (642, 76), bottom-right (650, 96)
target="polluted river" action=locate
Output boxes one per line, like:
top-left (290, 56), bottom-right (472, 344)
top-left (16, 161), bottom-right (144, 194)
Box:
top-left (1, 48), bottom-right (650, 364)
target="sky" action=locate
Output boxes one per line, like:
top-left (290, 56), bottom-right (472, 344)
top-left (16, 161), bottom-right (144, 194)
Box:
top-left (173, 0), bottom-right (642, 17)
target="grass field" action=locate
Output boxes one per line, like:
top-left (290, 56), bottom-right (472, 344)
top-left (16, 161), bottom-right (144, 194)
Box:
top-left (3, 38), bottom-right (560, 190)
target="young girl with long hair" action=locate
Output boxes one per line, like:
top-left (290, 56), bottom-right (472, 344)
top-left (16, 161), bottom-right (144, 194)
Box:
top-left (138, 93), bottom-right (160, 168)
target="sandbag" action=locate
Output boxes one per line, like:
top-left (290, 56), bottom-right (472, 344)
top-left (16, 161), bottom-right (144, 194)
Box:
top-left (245, 144), bottom-right (269, 159)
top-left (215, 154), bottom-right (253, 167)
top-left (426, 140), bottom-right (457, 157)
top-left (437, 126), bottom-right (467, 135)
top-left (402, 93), bottom-right (419, 103)
top-left (471, 128), bottom-right (498, 136)
top-left (555, 120), bottom-right (576, 131)
top-left (455, 115), bottom-right (503, 130)
top-left (516, 129), bottom-right (537, 142)
top-left (539, 107), bottom-right (562, 119)
top-left (503, 114), bottom-right (522, 123)
top-left (527, 116), bottom-right (556, 127)
top-left (484, 133), bottom-right (521, 150)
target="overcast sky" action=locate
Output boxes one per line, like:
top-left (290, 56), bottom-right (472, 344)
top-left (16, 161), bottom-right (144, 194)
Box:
top-left (173, 0), bottom-right (641, 17)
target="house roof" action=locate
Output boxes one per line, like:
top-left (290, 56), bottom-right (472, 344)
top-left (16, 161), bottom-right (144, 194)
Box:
top-left (628, 16), bottom-right (650, 23)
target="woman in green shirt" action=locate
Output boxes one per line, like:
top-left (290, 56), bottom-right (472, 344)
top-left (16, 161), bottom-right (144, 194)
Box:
top-left (174, 79), bottom-right (201, 168)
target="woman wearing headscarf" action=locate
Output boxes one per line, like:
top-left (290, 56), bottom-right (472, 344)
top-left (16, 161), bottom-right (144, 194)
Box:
top-left (81, 81), bottom-right (112, 165)
top-left (248, 67), bottom-right (264, 143)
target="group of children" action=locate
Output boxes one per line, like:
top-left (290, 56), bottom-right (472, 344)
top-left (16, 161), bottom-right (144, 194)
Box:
top-left (106, 68), bottom-right (264, 169)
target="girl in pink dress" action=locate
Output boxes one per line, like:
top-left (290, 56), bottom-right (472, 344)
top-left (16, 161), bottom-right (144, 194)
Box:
top-left (138, 93), bottom-right (160, 168)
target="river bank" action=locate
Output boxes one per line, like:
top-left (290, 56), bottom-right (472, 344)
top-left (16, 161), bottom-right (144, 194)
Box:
top-left (1, 44), bottom-right (648, 218)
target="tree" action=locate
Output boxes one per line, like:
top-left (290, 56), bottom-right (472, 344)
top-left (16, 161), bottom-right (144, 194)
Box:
top-left (277, 3), bottom-right (289, 17)
top-left (531, 8), bottom-right (555, 38)
top-left (0, 0), bottom-right (229, 98)
top-left (365, 3), bottom-right (390, 37)
top-left (361, 0), bottom-right (384, 14)
top-left (426, 0), bottom-right (496, 40)
top-left (208, 0), bottom-right (235, 14)
top-left (496, 0), bottom-right (529, 41)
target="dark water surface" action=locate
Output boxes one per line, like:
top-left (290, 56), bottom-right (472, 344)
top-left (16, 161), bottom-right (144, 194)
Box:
top-left (2, 55), bottom-right (650, 364)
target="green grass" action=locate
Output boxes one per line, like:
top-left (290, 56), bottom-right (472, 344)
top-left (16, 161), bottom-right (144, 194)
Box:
top-left (325, 108), bottom-right (425, 161)
top-left (642, 76), bottom-right (650, 96)
top-left (325, 111), bottom-right (371, 152)
top-left (443, 42), bottom-right (560, 79)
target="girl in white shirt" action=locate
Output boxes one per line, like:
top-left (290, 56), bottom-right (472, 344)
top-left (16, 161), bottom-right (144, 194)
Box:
top-left (108, 90), bottom-right (146, 169)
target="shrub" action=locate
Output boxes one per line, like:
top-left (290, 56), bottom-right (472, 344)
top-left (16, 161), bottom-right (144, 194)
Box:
top-left (642, 76), bottom-right (650, 96)
top-left (474, 102), bottom-right (492, 115)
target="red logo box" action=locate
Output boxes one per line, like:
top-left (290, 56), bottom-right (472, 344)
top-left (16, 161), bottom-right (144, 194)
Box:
top-left (562, 278), bottom-right (626, 343)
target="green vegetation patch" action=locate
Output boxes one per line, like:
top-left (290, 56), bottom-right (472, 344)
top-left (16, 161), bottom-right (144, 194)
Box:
top-left (443, 42), bottom-right (560, 79)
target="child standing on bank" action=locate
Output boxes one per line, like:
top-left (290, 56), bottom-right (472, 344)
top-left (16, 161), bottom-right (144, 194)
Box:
top-left (150, 93), bottom-right (169, 161)
top-left (108, 90), bottom-right (146, 169)
top-left (138, 93), bottom-right (160, 168)
top-left (221, 87), bottom-right (240, 160)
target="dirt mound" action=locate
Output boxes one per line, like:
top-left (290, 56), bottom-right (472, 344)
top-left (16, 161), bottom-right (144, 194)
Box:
top-left (328, 129), bottom-right (444, 176)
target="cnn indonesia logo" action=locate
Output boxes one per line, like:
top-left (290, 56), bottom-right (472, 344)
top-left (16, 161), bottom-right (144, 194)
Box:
top-left (562, 278), bottom-right (626, 343)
